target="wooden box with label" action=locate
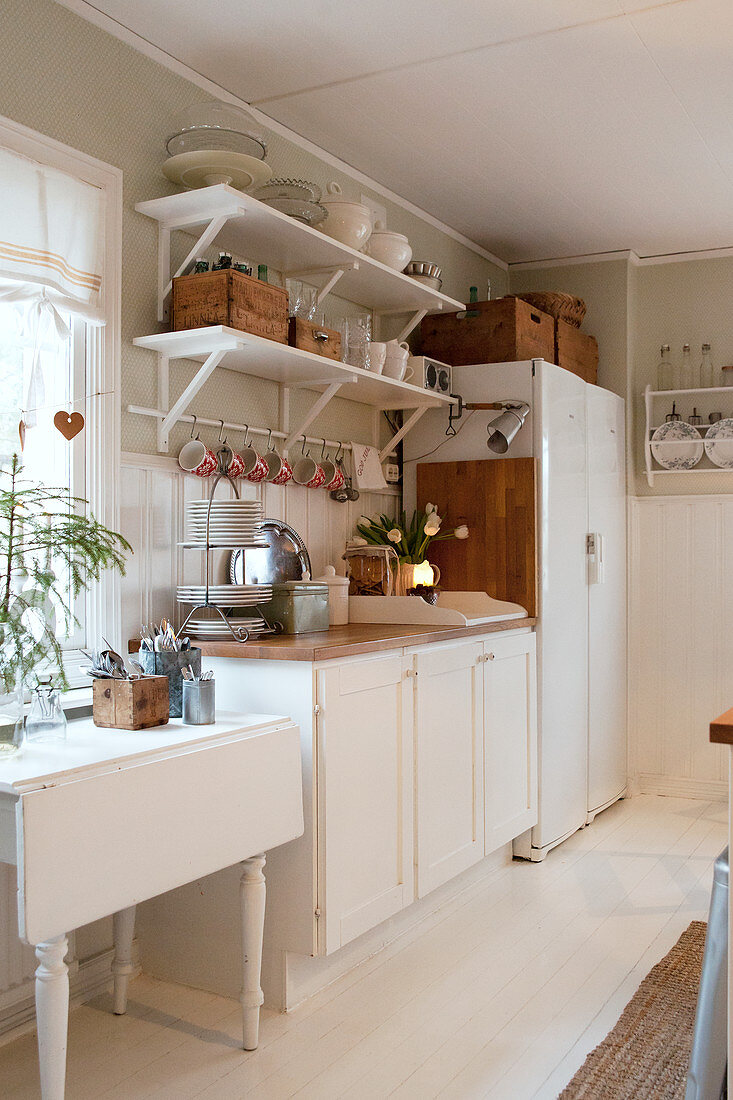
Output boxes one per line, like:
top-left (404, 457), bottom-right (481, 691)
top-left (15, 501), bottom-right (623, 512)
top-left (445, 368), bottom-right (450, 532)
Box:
top-left (92, 676), bottom-right (169, 730)
top-left (420, 297), bottom-right (554, 366)
top-left (288, 317), bottom-right (342, 360)
top-left (172, 270), bottom-right (288, 343)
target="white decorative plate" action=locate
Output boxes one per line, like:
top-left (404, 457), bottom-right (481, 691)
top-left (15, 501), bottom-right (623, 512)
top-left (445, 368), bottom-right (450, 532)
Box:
top-left (650, 421), bottom-right (703, 470)
top-left (704, 418), bottom-right (733, 468)
top-left (162, 152), bottom-right (272, 191)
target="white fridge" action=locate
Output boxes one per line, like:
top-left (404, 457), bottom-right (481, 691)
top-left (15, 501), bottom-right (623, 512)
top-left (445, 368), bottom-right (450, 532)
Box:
top-left (403, 359), bottom-right (627, 860)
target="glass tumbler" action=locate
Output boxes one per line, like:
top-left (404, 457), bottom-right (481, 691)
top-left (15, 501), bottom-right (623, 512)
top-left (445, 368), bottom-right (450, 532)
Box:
top-left (25, 678), bottom-right (67, 743)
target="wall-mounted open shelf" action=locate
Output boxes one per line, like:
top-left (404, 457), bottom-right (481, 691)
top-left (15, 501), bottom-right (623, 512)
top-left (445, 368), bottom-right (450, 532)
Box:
top-left (644, 384), bottom-right (733, 486)
top-left (132, 184), bottom-right (464, 457)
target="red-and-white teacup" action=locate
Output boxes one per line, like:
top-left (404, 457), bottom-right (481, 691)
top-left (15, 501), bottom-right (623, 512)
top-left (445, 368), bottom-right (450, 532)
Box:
top-left (323, 464), bottom-right (346, 492)
top-left (226, 451), bottom-right (246, 479)
top-left (178, 439), bottom-right (217, 477)
top-left (264, 449), bottom-right (293, 485)
top-left (240, 446), bottom-right (269, 483)
top-left (292, 454), bottom-right (326, 488)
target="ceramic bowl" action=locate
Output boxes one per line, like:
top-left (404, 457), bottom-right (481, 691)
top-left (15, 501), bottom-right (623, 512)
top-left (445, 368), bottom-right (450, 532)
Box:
top-left (365, 230), bottom-right (412, 270)
top-left (320, 200), bottom-right (373, 250)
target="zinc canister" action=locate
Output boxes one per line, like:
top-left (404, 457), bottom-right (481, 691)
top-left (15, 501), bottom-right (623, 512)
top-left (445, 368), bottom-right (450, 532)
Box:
top-left (261, 581), bottom-right (329, 634)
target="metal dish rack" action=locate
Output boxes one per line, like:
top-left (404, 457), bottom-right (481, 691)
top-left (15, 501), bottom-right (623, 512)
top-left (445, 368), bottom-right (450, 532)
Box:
top-left (177, 446), bottom-right (278, 643)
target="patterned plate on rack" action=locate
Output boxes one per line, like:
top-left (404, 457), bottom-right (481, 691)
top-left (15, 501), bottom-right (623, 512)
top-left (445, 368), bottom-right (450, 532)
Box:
top-left (704, 417), bottom-right (733, 468)
top-left (650, 421), bottom-right (703, 470)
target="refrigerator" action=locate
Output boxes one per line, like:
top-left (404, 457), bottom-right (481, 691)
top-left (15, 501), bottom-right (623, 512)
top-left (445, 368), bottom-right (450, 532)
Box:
top-left (403, 359), bottom-right (627, 860)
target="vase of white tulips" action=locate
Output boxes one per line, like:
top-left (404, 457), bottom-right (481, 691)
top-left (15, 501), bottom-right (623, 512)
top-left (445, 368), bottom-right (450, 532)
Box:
top-left (354, 505), bottom-right (469, 597)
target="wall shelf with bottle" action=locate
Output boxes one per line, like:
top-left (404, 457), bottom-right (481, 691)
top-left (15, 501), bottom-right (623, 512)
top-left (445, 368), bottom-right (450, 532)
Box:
top-left (644, 384), bottom-right (733, 486)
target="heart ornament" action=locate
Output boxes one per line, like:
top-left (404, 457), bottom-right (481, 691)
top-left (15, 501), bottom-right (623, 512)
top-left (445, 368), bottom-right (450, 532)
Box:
top-left (54, 410), bottom-right (85, 441)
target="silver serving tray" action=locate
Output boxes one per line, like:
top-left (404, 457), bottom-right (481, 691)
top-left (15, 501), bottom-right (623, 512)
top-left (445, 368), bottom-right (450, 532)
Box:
top-left (229, 520), bottom-right (311, 586)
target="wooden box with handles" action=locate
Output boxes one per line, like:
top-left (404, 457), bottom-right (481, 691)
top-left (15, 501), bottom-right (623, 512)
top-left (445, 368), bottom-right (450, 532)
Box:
top-left (419, 297), bottom-right (554, 366)
top-left (288, 317), bottom-right (342, 361)
top-left (172, 270), bottom-right (288, 343)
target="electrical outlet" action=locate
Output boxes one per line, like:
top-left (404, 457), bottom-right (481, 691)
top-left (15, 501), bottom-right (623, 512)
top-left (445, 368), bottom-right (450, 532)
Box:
top-left (361, 194), bottom-right (387, 231)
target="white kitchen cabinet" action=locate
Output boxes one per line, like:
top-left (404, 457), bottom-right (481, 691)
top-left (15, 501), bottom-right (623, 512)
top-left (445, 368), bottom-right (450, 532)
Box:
top-left (483, 633), bottom-right (538, 853)
top-left (315, 653), bottom-right (414, 955)
top-left (413, 640), bottom-right (484, 897)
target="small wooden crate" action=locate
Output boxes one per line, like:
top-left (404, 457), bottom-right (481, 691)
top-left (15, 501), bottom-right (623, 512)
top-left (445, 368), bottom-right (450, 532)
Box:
top-left (420, 297), bottom-right (554, 366)
top-left (93, 676), bottom-right (169, 730)
top-left (288, 317), bottom-right (342, 361)
top-left (172, 270), bottom-right (288, 343)
top-left (554, 319), bottom-right (598, 384)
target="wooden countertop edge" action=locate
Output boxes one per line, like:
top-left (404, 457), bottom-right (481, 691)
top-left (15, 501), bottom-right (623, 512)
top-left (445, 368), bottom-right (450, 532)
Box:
top-left (129, 617), bottom-right (536, 663)
top-left (710, 707), bottom-right (733, 744)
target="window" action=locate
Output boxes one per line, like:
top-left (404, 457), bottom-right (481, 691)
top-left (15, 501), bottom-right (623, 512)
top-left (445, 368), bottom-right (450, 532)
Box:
top-left (0, 115), bottom-right (122, 690)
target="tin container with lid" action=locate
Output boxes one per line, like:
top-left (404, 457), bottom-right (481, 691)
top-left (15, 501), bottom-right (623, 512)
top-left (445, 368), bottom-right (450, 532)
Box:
top-left (261, 581), bottom-right (329, 634)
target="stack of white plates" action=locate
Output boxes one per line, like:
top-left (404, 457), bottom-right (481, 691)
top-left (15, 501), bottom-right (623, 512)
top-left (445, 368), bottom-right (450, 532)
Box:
top-left (183, 612), bottom-right (267, 638)
top-left (184, 500), bottom-right (267, 548)
top-left (176, 583), bottom-right (272, 607)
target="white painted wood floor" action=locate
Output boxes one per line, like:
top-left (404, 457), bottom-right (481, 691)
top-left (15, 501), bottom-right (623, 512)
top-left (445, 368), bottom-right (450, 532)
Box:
top-left (0, 793), bottom-right (726, 1099)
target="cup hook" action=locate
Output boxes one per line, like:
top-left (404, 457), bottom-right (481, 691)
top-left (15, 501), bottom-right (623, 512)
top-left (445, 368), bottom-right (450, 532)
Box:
top-left (266, 428), bottom-right (273, 450)
top-left (189, 414), bottom-right (198, 440)
top-left (242, 424), bottom-right (251, 448)
top-left (321, 438), bottom-right (327, 459)
top-left (301, 434), bottom-right (308, 455)
top-left (335, 441), bottom-right (344, 463)
top-left (218, 419), bottom-right (227, 445)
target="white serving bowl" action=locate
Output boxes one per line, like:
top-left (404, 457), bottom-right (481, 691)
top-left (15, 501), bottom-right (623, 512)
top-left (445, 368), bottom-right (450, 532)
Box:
top-left (365, 230), bottom-right (412, 270)
top-left (320, 200), bottom-right (373, 250)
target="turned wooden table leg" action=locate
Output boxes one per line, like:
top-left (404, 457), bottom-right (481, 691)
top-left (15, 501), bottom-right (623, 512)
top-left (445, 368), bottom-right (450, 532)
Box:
top-left (240, 853), bottom-right (266, 1050)
top-left (34, 935), bottom-right (69, 1100)
top-left (112, 905), bottom-right (136, 1015)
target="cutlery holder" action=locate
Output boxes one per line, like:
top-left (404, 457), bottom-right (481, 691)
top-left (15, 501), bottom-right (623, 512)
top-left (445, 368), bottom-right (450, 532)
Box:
top-left (92, 676), bottom-right (169, 730)
top-left (136, 649), bottom-right (201, 718)
top-left (182, 678), bottom-right (216, 725)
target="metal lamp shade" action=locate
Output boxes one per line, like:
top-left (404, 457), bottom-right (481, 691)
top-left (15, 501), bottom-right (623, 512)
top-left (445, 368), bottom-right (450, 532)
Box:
top-left (487, 408), bottom-right (526, 454)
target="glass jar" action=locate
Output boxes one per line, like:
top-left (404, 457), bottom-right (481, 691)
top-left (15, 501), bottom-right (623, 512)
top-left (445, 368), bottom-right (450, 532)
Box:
top-left (25, 678), bottom-right (67, 744)
top-left (343, 545), bottom-right (398, 596)
top-left (0, 678), bottom-right (24, 755)
top-left (700, 344), bottom-right (715, 388)
top-left (679, 344), bottom-right (694, 389)
top-left (656, 345), bottom-right (672, 391)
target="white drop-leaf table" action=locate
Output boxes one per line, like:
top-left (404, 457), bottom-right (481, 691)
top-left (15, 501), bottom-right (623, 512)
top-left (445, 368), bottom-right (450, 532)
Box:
top-left (0, 711), bottom-right (303, 1099)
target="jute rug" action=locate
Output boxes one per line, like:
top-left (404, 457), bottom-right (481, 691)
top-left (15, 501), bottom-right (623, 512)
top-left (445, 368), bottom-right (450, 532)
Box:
top-left (560, 920), bottom-right (706, 1099)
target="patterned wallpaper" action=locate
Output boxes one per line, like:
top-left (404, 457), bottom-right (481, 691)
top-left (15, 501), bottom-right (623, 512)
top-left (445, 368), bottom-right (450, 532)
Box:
top-left (0, 0), bottom-right (505, 456)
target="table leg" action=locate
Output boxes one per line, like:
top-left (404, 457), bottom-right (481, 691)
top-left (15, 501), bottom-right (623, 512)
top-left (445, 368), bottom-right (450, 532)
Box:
top-left (240, 853), bottom-right (266, 1050)
top-left (112, 905), bottom-right (136, 1015)
top-left (34, 935), bottom-right (69, 1100)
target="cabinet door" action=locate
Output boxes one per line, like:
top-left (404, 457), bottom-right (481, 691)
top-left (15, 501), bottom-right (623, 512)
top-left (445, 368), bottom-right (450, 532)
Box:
top-left (484, 633), bottom-right (538, 853)
top-left (415, 640), bottom-right (484, 897)
top-left (316, 654), bottom-right (414, 955)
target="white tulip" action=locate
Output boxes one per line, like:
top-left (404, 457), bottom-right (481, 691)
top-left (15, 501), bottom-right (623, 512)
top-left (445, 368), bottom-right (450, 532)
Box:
top-left (358, 516), bottom-right (372, 527)
top-left (350, 536), bottom-right (368, 547)
top-left (424, 520), bottom-right (441, 536)
top-left (425, 502), bottom-right (437, 514)
top-left (454, 525), bottom-right (469, 540)
top-left (387, 528), bottom-right (402, 543)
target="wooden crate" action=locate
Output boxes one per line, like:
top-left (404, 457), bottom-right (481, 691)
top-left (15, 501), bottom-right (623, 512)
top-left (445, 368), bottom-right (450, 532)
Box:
top-left (419, 297), bottom-right (554, 366)
top-left (416, 457), bottom-right (537, 616)
top-left (172, 270), bottom-right (288, 343)
top-left (288, 317), bottom-right (342, 361)
top-left (554, 319), bottom-right (598, 384)
top-left (93, 676), bottom-right (169, 730)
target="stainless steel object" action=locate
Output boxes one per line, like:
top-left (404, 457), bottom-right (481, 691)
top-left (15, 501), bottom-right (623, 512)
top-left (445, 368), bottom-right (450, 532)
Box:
top-left (260, 581), bottom-right (329, 634)
top-left (182, 677), bottom-right (216, 724)
top-left (229, 520), bottom-right (311, 585)
top-left (405, 260), bottom-right (442, 280)
top-left (686, 846), bottom-right (728, 1100)
top-left (136, 648), bottom-right (202, 718)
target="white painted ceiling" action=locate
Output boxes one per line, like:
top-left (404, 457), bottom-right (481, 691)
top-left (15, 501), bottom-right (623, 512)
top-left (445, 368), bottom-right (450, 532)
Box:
top-left (78, 0), bottom-right (733, 262)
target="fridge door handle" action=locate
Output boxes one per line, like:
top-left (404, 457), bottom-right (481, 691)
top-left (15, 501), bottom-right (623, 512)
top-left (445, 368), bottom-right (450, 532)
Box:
top-left (586, 532), bottom-right (604, 585)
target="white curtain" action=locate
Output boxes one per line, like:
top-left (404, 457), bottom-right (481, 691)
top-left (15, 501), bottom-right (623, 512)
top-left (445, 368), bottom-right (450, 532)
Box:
top-left (0, 145), bottom-right (105, 324)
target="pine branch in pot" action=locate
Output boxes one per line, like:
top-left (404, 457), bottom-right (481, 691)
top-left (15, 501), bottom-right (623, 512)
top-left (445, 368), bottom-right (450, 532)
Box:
top-left (354, 506), bottom-right (469, 597)
top-left (0, 455), bottom-right (132, 752)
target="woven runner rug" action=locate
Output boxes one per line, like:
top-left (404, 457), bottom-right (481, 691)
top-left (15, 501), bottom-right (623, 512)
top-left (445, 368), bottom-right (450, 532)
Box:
top-left (560, 920), bottom-right (706, 1099)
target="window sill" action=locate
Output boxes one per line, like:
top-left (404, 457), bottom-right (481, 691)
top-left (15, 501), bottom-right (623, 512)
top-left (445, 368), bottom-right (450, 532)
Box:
top-left (23, 686), bottom-right (93, 720)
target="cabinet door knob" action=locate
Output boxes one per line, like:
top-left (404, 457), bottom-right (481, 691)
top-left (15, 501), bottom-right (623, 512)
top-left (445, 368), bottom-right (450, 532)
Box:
top-left (487, 652), bottom-right (495, 661)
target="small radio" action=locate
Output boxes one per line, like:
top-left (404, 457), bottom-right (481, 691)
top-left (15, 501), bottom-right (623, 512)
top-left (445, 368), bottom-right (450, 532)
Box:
top-left (411, 356), bottom-right (453, 396)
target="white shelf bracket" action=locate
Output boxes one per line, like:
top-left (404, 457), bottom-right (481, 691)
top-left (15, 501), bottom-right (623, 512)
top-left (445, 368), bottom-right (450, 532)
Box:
top-left (378, 407), bottom-right (428, 462)
top-left (159, 214), bottom-right (230, 319)
top-left (284, 382), bottom-right (344, 453)
top-left (157, 227), bottom-right (171, 323)
top-left (644, 383), bottom-right (654, 488)
top-left (157, 349), bottom-right (227, 451)
top-left (285, 263), bottom-right (359, 308)
top-left (397, 309), bottom-right (428, 345)
top-left (157, 354), bottom-right (170, 452)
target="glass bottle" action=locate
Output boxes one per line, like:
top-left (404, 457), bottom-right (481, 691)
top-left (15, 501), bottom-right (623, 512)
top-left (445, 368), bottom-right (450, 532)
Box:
top-left (700, 343), bottom-right (714, 388)
top-left (0, 675), bottom-right (24, 755)
top-left (25, 677), bottom-right (67, 743)
top-left (656, 345), bottom-right (672, 391)
top-left (679, 344), bottom-right (693, 389)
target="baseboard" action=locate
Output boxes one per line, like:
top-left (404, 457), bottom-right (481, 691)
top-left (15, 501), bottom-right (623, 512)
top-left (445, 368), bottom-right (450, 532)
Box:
top-left (0, 940), bottom-right (141, 1047)
top-left (283, 846), bottom-right (512, 1012)
top-left (636, 774), bottom-right (728, 800)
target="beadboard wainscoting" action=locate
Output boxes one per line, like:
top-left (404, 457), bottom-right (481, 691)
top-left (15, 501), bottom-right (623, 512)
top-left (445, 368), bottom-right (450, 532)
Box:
top-left (629, 495), bottom-right (732, 797)
top-left (118, 451), bottom-right (398, 651)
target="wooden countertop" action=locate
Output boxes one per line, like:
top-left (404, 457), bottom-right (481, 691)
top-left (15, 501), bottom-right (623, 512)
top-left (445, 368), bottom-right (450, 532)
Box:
top-left (710, 708), bottom-right (733, 744)
top-left (130, 617), bottom-right (535, 664)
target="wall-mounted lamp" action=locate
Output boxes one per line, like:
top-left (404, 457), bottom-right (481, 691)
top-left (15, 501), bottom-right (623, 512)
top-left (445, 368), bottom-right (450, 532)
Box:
top-left (486, 402), bottom-right (530, 453)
